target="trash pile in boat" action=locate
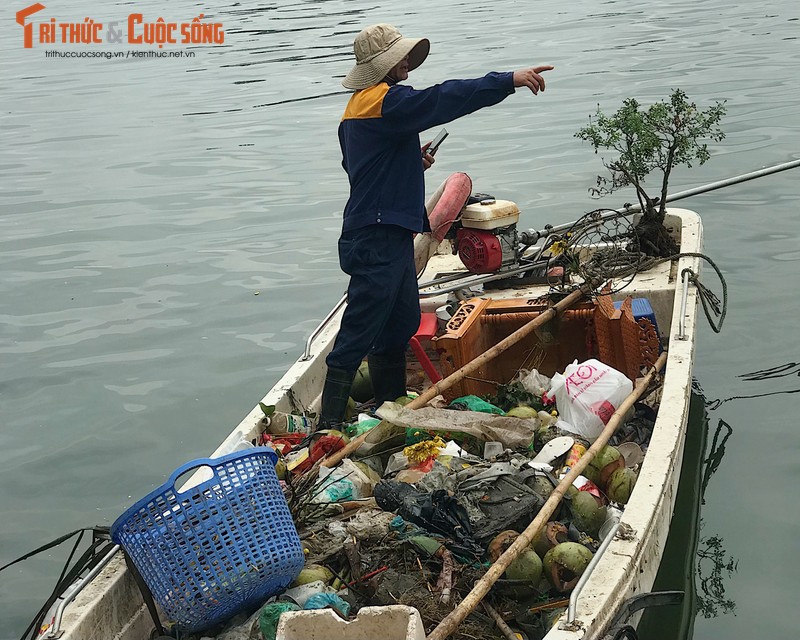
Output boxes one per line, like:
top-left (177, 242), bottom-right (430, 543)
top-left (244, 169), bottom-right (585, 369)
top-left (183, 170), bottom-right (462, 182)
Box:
top-left (178, 356), bottom-right (660, 640)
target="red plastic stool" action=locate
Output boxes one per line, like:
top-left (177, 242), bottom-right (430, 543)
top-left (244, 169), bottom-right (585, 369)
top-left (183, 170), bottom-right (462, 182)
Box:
top-left (409, 312), bottom-right (442, 383)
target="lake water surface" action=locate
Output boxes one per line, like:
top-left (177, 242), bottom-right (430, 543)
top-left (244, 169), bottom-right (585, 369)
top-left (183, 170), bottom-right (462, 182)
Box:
top-left (1, 1), bottom-right (799, 638)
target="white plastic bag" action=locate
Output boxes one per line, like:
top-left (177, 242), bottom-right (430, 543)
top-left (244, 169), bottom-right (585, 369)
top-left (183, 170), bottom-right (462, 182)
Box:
top-left (546, 359), bottom-right (632, 441)
top-left (518, 368), bottom-right (552, 397)
top-left (311, 458), bottom-right (377, 503)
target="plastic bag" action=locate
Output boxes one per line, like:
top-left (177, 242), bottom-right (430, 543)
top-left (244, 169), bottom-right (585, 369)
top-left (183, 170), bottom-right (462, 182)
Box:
top-left (384, 451), bottom-right (410, 475)
top-left (377, 402), bottom-right (537, 450)
top-left (546, 359), bottom-right (632, 441)
top-left (311, 468), bottom-right (355, 503)
top-left (314, 458), bottom-right (376, 501)
top-left (303, 593), bottom-right (351, 617)
top-left (448, 395), bottom-right (505, 414)
top-left (312, 458), bottom-right (376, 503)
top-left (373, 481), bottom-right (483, 558)
top-left (258, 603), bottom-right (300, 640)
top-left (518, 368), bottom-right (552, 397)
top-left (344, 413), bottom-right (381, 438)
top-left (345, 509), bottom-right (396, 542)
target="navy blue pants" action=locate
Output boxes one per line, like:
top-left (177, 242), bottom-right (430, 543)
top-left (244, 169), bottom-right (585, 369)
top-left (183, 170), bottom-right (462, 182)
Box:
top-left (325, 224), bottom-right (420, 372)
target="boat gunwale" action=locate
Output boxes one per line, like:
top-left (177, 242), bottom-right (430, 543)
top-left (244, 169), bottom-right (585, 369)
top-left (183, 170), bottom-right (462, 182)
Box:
top-left (546, 208), bottom-right (702, 638)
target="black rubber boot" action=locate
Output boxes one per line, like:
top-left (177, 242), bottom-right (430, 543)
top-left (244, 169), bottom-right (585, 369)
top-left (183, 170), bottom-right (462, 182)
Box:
top-left (319, 367), bottom-right (355, 429)
top-left (368, 352), bottom-right (408, 408)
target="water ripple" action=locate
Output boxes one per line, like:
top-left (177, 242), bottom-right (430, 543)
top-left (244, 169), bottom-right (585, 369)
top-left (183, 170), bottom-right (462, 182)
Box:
top-left (2, 0), bottom-right (800, 635)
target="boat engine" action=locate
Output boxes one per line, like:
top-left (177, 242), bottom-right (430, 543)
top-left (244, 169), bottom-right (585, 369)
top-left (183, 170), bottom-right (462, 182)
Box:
top-left (454, 197), bottom-right (521, 274)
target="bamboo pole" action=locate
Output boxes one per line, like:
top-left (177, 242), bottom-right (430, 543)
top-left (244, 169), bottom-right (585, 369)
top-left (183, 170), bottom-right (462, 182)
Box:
top-left (408, 286), bottom-right (589, 410)
top-left (426, 350), bottom-right (668, 640)
top-left (482, 602), bottom-right (518, 640)
top-left (321, 285), bottom-right (591, 468)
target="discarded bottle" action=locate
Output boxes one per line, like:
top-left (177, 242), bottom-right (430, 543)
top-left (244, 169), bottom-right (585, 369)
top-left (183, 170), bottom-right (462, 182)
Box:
top-left (564, 442), bottom-right (587, 468)
top-left (263, 412), bottom-right (314, 435)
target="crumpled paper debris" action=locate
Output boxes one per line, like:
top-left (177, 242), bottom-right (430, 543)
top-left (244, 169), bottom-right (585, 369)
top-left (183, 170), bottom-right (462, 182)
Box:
top-left (377, 402), bottom-right (539, 450)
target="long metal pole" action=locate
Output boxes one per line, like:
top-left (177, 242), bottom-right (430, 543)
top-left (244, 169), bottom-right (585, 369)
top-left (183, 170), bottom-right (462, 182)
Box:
top-left (677, 269), bottom-right (691, 340)
top-left (526, 158), bottom-right (800, 238)
top-left (659, 158), bottom-right (800, 207)
top-left (300, 294), bottom-right (346, 361)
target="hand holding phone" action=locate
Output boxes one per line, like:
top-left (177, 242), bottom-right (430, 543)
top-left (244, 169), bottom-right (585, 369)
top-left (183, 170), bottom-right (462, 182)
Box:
top-left (426, 128), bottom-right (448, 157)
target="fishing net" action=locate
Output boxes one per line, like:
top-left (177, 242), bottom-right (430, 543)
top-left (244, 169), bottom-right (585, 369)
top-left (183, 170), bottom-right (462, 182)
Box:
top-left (544, 209), bottom-right (645, 294)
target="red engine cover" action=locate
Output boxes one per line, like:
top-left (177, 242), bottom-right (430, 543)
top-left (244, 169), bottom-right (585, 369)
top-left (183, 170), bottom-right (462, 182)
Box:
top-left (456, 228), bottom-right (503, 273)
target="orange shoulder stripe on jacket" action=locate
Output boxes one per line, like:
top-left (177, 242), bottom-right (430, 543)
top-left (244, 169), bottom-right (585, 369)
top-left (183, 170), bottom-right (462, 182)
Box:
top-left (342, 83), bottom-right (390, 121)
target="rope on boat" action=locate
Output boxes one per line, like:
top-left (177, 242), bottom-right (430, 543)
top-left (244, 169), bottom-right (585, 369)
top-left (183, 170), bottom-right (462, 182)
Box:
top-left (535, 198), bottom-right (729, 336)
top-left (0, 527), bottom-right (114, 640)
top-left (581, 248), bottom-right (728, 334)
top-left (677, 252), bottom-right (728, 333)
top-left (636, 251), bottom-right (728, 333)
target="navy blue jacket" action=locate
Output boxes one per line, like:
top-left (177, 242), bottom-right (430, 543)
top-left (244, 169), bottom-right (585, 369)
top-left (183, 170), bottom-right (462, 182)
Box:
top-left (338, 71), bottom-right (515, 233)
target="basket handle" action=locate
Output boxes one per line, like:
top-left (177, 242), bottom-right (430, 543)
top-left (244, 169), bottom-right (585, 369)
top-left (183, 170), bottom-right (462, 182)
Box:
top-left (168, 447), bottom-right (278, 494)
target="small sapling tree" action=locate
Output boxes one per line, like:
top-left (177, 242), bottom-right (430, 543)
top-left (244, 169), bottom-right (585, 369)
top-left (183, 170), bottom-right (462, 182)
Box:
top-left (576, 89), bottom-right (726, 257)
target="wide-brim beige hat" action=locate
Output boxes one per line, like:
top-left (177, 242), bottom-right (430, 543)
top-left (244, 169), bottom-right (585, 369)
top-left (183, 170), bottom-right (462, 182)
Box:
top-left (342, 23), bottom-right (430, 90)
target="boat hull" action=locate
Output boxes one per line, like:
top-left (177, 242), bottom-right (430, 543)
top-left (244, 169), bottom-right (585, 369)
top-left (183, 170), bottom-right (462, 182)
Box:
top-left (55, 209), bottom-right (702, 640)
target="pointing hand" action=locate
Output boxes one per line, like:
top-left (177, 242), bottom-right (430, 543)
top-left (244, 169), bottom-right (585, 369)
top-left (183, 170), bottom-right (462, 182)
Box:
top-left (513, 65), bottom-right (555, 95)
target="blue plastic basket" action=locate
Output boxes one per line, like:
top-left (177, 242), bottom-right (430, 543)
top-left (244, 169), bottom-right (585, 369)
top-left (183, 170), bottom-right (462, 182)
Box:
top-left (110, 448), bottom-right (304, 633)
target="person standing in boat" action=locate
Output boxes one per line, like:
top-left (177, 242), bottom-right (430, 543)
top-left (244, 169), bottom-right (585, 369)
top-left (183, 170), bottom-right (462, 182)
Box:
top-left (319, 23), bottom-right (553, 427)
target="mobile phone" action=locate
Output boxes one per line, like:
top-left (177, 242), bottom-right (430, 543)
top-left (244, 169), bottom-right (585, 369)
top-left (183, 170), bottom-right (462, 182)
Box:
top-left (426, 128), bottom-right (449, 156)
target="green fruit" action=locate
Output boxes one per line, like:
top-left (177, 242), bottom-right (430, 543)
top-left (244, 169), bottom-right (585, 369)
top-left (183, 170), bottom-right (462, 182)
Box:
top-left (350, 361), bottom-right (373, 402)
top-left (344, 396), bottom-right (357, 421)
top-left (570, 491), bottom-right (607, 538)
top-left (588, 445), bottom-right (624, 489)
top-left (532, 521), bottom-right (569, 558)
top-left (566, 485), bottom-right (579, 498)
top-left (506, 405), bottom-right (539, 419)
top-left (543, 542), bottom-right (593, 592)
top-left (291, 564), bottom-right (334, 586)
top-left (582, 462), bottom-right (600, 485)
top-left (505, 549), bottom-right (543, 586)
top-left (607, 467), bottom-right (637, 504)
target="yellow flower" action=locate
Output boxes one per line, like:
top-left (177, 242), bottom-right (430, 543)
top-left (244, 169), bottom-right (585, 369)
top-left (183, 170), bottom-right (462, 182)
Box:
top-left (403, 436), bottom-right (447, 464)
top-left (550, 239), bottom-right (567, 256)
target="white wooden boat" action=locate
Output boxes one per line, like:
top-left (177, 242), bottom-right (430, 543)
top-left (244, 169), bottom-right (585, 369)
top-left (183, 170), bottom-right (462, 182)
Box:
top-left (47, 206), bottom-right (702, 640)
